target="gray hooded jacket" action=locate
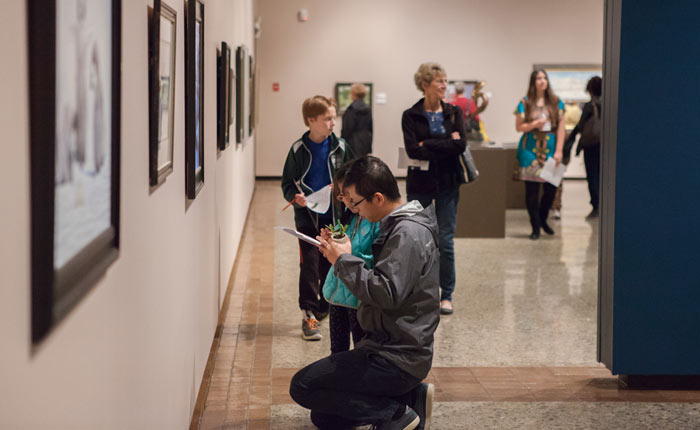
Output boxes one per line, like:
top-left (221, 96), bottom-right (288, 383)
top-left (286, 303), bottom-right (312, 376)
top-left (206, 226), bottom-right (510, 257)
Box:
top-left (334, 201), bottom-right (440, 379)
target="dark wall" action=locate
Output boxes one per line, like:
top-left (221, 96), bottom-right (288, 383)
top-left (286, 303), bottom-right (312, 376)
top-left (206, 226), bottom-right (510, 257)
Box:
top-left (611, 0), bottom-right (700, 374)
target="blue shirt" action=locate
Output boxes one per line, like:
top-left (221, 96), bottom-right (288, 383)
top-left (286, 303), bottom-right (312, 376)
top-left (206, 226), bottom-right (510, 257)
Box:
top-left (424, 111), bottom-right (446, 136)
top-left (304, 135), bottom-right (331, 192)
top-left (304, 135), bottom-right (332, 220)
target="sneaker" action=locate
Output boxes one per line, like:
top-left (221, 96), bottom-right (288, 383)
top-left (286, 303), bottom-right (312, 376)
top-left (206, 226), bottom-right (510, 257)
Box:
top-left (372, 406), bottom-right (419, 430)
top-left (314, 310), bottom-right (329, 321)
top-left (552, 209), bottom-right (561, 219)
top-left (412, 383), bottom-right (434, 430)
top-left (586, 209), bottom-right (599, 219)
top-left (301, 317), bottom-right (322, 341)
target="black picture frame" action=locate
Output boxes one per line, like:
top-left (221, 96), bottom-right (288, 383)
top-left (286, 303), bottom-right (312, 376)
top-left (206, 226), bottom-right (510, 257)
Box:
top-left (185, 0), bottom-right (204, 199)
top-left (148, 0), bottom-right (177, 187)
top-left (235, 44), bottom-right (249, 144)
top-left (334, 82), bottom-right (373, 115)
top-left (28, 0), bottom-right (122, 344)
top-left (248, 54), bottom-right (254, 136)
top-left (217, 41), bottom-right (232, 151)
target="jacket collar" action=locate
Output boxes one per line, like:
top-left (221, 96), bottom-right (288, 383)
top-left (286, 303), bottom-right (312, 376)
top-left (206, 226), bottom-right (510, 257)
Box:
top-left (406, 98), bottom-right (456, 117)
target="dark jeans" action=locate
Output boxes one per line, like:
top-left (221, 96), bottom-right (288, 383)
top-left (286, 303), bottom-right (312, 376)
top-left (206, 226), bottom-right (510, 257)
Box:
top-left (289, 348), bottom-right (421, 428)
top-left (583, 146), bottom-right (600, 210)
top-left (524, 181), bottom-right (558, 234)
top-left (407, 185), bottom-right (459, 302)
top-left (329, 305), bottom-right (365, 354)
top-left (297, 223), bottom-right (331, 314)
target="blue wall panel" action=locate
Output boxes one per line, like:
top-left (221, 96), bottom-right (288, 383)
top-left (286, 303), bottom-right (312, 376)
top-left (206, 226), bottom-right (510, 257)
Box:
top-left (612, 0), bottom-right (700, 374)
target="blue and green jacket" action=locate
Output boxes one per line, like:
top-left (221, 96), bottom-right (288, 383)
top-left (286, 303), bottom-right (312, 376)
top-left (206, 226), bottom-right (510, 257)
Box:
top-left (322, 215), bottom-right (380, 308)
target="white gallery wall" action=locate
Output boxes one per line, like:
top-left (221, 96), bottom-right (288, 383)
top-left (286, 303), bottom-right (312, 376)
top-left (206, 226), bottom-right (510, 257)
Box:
top-left (255, 0), bottom-right (604, 176)
top-left (0, 0), bottom-right (256, 428)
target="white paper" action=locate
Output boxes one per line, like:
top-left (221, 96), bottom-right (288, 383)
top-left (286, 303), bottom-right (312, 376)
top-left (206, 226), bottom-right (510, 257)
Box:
top-left (538, 157), bottom-right (567, 187)
top-left (274, 226), bottom-right (321, 247)
top-left (304, 184), bottom-right (331, 214)
top-left (397, 147), bottom-right (430, 171)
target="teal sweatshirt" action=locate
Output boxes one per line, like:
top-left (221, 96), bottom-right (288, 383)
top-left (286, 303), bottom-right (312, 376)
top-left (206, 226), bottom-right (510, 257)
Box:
top-left (322, 215), bottom-right (380, 308)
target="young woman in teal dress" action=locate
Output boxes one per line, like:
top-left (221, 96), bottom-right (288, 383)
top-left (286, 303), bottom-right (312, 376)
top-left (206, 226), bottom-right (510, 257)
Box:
top-left (514, 69), bottom-right (565, 240)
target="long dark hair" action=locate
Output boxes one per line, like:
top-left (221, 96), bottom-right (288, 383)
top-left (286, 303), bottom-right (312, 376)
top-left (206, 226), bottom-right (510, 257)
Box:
top-left (525, 69), bottom-right (560, 125)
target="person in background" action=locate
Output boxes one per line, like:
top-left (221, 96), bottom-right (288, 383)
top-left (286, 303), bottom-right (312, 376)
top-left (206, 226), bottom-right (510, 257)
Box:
top-left (450, 81), bottom-right (479, 122)
top-left (341, 83), bottom-right (373, 158)
top-left (321, 162), bottom-right (380, 355)
top-left (514, 69), bottom-right (566, 240)
top-left (290, 155), bottom-right (438, 430)
top-left (564, 76), bottom-right (602, 219)
top-left (402, 62), bottom-right (468, 315)
top-left (281, 95), bottom-right (354, 341)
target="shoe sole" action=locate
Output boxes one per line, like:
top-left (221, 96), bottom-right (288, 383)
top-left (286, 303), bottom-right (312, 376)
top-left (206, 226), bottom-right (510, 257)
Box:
top-left (424, 383), bottom-right (434, 430)
top-left (404, 415), bottom-right (420, 430)
top-left (301, 333), bottom-right (322, 341)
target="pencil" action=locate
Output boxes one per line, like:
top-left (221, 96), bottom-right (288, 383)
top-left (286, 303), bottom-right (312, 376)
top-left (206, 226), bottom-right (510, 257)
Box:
top-left (282, 200), bottom-right (294, 211)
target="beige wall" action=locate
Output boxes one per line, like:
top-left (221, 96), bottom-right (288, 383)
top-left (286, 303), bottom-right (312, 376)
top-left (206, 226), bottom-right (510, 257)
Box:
top-left (0, 0), bottom-right (256, 428)
top-left (255, 0), bottom-right (603, 176)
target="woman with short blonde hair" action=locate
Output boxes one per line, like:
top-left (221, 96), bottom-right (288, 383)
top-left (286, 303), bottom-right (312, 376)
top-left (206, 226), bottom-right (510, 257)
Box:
top-left (402, 62), bottom-right (468, 315)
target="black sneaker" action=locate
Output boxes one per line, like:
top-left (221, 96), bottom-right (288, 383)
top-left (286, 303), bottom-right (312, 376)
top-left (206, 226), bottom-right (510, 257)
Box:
top-left (412, 383), bottom-right (434, 430)
top-left (373, 406), bottom-right (419, 430)
top-left (314, 310), bottom-right (329, 321)
top-left (301, 317), bottom-right (322, 341)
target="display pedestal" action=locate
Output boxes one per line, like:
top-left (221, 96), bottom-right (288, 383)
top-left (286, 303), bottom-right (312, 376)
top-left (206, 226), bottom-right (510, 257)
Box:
top-left (455, 144), bottom-right (507, 238)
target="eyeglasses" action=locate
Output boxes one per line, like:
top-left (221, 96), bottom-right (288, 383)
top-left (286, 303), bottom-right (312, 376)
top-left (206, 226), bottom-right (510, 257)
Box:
top-left (348, 197), bottom-right (365, 208)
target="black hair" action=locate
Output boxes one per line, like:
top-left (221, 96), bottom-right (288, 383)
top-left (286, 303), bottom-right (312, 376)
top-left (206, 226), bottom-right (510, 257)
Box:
top-left (586, 76), bottom-right (602, 98)
top-left (343, 155), bottom-right (401, 202)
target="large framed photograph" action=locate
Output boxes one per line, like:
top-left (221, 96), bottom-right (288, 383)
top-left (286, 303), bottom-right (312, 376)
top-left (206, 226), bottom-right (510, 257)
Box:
top-left (28, 0), bottom-right (122, 344)
top-left (185, 0), bottom-right (204, 199)
top-left (217, 41), bottom-right (232, 151)
top-left (534, 64), bottom-right (602, 103)
top-left (235, 44), bottom-right (250, 144)
top-left (148, 0), bottom-right (176, 187)
top-left (334, 82), bottom-right (372, 115)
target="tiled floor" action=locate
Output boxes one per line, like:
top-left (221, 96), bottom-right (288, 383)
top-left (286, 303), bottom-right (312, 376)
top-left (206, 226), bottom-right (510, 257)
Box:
top-left (190, 180), bottom-right (700, 430)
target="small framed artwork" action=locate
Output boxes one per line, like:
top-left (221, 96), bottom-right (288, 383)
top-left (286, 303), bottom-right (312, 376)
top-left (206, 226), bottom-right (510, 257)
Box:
top-left (217, 41), bottom-right (232, 151)
top-left (185, 0), bottom-right (204, 199)
top-left (334, 82), bottom-right (372, 115)
top-left (235, 44), bottom-right (250, 144)
top-left (148, 0), bottom-right (176, 187)
top-left (28, 0), bottom-right (122, 343)
top-left (446, 80), bottom-right (478, 102)
top-left (248, 54), bottom-right (254, 136)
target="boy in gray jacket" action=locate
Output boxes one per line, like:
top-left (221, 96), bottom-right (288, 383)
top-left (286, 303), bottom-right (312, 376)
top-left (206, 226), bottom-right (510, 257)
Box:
top-left (290, 156), bottom-right (440, 430)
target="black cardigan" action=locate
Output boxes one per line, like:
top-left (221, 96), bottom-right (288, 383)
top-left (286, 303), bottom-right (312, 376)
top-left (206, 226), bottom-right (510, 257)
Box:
top-left (401, 99), bottom-right (468, 195)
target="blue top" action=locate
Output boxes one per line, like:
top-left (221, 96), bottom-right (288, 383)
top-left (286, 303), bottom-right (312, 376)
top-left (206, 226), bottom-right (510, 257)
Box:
top-left (322, 215), bottom-right (380, 308)
top-left (424, 111), bottom-right (446, 135)
top-left (304, 135), bottom-right (331, 192)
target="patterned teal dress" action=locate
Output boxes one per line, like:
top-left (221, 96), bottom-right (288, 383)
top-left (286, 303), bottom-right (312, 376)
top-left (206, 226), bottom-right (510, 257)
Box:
top-left (514, 97), bottom-right (565, 182)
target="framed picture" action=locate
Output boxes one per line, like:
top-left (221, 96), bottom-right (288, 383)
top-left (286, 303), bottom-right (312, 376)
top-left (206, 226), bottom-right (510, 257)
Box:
top-left (248, 54), bottom-right (254, 136)
top-left (185, 0), bottom-right (204, 199)
top-left (235, 44), bottom-right (249, 144)
top-left (28, 0), bottom-right (122, 344)
top-left (534, 64), bottom-right (602, 103)
top-left (148, 0), bottom-right (176, 186)
top-left (334, 82), bottom-right (372, 115)
top-left (217, 42), bottom-right (232, 151)
top-left (446, 80), bottom-right (478, 102)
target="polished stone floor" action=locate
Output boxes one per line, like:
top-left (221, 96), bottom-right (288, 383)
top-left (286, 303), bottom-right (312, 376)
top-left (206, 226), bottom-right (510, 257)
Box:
top-left (191, 180), bottom-right (700, 430)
